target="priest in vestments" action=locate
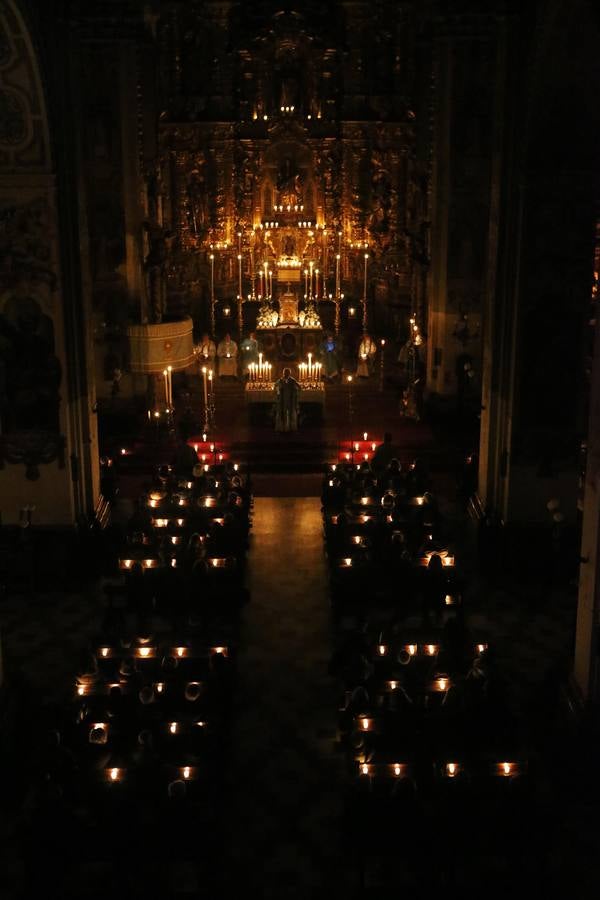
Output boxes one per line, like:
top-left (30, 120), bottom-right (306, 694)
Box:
top-left (274, 367), bottom-right (300, 432)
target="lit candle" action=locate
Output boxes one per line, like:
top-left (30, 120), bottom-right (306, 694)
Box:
top-left (202, 366), bottom-right (208, 418)
top-left (167, 365), bottom-right (173, 406)
top-left (163, 369), bottom-right (168, 406)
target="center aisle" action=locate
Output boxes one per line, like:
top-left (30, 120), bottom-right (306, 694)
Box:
top-left (225, 497), bottom-right (350, 898)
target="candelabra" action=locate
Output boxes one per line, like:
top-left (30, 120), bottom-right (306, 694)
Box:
top-left (379, 338), bottom-right (385, 393)
top-left (362, 253), bottom-right (369, 333)
top-left (201, 366), bottom-right (210, 435)
top-left (347, 374), bottom-right (354, 431)
top-left (209, 253), bottom-right (216, 337)
top-left (208, 369), bottom-right (216, 430)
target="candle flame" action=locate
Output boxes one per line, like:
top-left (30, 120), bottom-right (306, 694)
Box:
top-left (447, 762), bottom-right (457, 777)
top-left (394, 764), bottom-right (402, 776)
top-left (183, 766), bottom-right (191, 780)
top-left (169, 722), bottom-right (178, 734)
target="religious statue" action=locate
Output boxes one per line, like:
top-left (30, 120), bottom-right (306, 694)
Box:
top-left (277, 157), bottom-right (302, 207)
top-left (274, 367), bottom-right (300, 432)
top-left (186, 160), bottom-right (208, 237)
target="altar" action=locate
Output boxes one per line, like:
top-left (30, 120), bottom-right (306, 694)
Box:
top-left (245, 381), bottom-right (325, 425)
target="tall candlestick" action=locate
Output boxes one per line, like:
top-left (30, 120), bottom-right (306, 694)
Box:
top-left (315, 269), bottom-right (319, 300)
top-left (304, 268), bottom-right (308, 298)
top-left (202, 366), bottom-right (208, 417)
top-left (309, 261), bottom-right (314, 300)
top-left (363, 253), bottom-right (369, 332)
top-left (263, 261), bottom-right (269, 298)
top-left (269, 269), bottom-right (273, 299)
top-left (163, 369), bottom-right (169, 407)
top-left (237, 254), bottom-right (243, 300)
top-left (308, 352), bottom-right (312, 381)
top-left (167, 365), bottom-right (173, 407)
top-left (335, 253), bottom-right (341, 298)
top-left (209, 253), bottom-right (215, 337)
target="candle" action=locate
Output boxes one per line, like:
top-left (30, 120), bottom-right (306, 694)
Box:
top-left (163, 369), bottom-right (168, 405)
top-left (308, 352), bottom-right (312, 380)
top-left (167, 365), bottom-right (173, 406)
top-left (202, 366), bottom-right (208, 418)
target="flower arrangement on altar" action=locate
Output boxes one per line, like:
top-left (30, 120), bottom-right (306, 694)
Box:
top-left (299, 304), bottom-right (321, 328)
top-left (257, 305), bottom-right (279, 328)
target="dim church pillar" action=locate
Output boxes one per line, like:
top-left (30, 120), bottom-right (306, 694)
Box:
top-left (573, 313), bottom-right (600, 706)
top-left (0, 1), bottom-right (99, 526)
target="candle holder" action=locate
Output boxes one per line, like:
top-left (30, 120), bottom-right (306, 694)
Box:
top-left (379, 338), bottom-right (385, 393)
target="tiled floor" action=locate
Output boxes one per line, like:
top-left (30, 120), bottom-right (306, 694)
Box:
top-left (225, 498), bottom-right (353, 898)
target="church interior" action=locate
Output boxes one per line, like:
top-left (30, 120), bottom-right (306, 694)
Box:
top-left (1, 0), bottom-right (600, 896)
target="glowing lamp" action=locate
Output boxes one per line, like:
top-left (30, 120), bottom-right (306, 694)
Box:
top-left (108, 767), bottom-right (122, 782)
top-left (354, 442), bottom-right (360, 452)
top-left (100, 647), bottom-right (110, 658)
top-left (378, 645), bottom-right (387, 656)
top-left (389, 681), bottom-right (398, 690)
top-left (361, 764), bottom-right (370, 775)
top-left (407, 644), bottom-right (417, 656)
top-left (393, 764), bottom-right (402, 777)
top-left (169, 722), bottom-right (178, 735)
top-left (446, 762), bottom-right (458, 778)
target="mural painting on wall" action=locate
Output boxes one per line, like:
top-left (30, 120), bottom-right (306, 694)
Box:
top-left (0, 199), bottom-right (65, 478)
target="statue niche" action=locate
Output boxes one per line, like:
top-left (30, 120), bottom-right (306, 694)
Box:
top-left (277, 156), bottom-right (302, 209)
